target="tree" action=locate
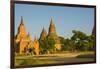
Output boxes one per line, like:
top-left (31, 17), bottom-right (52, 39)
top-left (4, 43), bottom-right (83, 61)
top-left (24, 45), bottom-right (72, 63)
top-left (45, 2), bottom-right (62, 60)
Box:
top-left (39, 40), bottom-right (47, 54)
top-left (45, 38), bottom-right (55, 54)
top-left (71, 30), bottom-right (95, 51)
top-left (59, 36), bottom-right (66, 51)
top-left (67, 39), bottom-right (76, 52)
top-left (85, 35), bottom-right (95, 51)
top-left (71, 30), bottom-right (88, 51)
top-left (39, 38), bottom-right (55, 54)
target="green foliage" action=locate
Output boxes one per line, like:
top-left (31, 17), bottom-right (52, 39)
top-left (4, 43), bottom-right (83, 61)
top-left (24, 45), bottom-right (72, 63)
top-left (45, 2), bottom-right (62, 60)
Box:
top-left (71, 30), bottom-right (95, 51)
top-left (46, 38), bottom-right (55, 52)
top-left (85, 35), bottom-right (95, 50)
top-left (60, 30), bottom-right (95, 52)
top-left (39, 38), bottom-right (55, 54)
top-left (66, 40), bottom-right (76, 52)
top-left (72, 30), bottom-right (87, 40)
top-left (59, 37), bottom-right (76, 52)
top-left (59, 37), bottom-right (66, 51)
top-left (39, 40), bottom-right (47, 54)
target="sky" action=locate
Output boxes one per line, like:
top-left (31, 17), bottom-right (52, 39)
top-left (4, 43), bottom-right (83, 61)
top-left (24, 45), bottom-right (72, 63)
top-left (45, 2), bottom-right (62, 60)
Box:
top-left (15, 3), bottom-right (94, 39)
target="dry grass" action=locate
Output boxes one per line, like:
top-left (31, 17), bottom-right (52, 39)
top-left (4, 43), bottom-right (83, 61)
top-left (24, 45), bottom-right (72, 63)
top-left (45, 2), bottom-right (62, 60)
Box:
top-left (15, 51), bottom-right (95, 67)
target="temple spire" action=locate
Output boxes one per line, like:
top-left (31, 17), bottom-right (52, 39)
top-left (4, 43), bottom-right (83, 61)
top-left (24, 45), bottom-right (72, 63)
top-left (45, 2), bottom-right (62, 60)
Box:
top-left (42, 27), bottom-right (47, 34)
top-left (20, 16), bottom-right (24, 25)
top-left (39, 27), bottom-right (47, 40)
top-left (48, 17), bottom-right (56, 35)
top-left (50, 17), bottom-right (55, 26)
top-left (17, 16), bottom-right (26, 38)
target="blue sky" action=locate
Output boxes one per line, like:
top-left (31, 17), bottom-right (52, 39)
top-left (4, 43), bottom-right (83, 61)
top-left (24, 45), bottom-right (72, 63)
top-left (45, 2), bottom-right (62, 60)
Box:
top-left (15, 4), bottom-right (94, 39)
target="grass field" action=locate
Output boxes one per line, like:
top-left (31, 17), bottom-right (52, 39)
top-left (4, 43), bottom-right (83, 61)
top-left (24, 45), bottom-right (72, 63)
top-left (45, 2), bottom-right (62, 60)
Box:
top-left (15, 51), bottom-right (95, 67)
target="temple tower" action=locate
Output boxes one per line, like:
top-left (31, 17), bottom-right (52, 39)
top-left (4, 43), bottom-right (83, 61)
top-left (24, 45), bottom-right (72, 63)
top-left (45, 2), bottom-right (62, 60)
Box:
top-left (16, 16), bottom-right (26, 40)
top-left (47, 18), bottom-right (61, 51)
top-left (48, 18), bottom-right (57, 37)
top-left (39, 27), bottom-right (47, 40)
top-left (15, 17), bottom-right (31, 54)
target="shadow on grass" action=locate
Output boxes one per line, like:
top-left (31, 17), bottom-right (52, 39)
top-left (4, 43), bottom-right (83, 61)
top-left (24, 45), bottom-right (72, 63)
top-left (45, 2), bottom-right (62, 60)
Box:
top-left (76, 54), bottom-right (95, 58)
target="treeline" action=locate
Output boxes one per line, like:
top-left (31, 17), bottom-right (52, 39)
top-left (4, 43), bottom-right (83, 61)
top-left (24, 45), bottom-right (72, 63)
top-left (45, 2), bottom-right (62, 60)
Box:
top-left (39, 30), bottom-right (95, 54)
top-left (60, 30), bottom-right (95, 52)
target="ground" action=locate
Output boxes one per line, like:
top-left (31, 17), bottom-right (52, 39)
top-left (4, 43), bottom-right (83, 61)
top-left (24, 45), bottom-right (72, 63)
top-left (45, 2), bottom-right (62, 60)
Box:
top-left (15, 51), bottom-right (95, 67)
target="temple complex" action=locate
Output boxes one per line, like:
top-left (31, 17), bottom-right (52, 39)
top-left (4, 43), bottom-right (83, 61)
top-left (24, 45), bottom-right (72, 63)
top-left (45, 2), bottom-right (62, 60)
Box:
top-left (15, 17), bottom-right (61, 55)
